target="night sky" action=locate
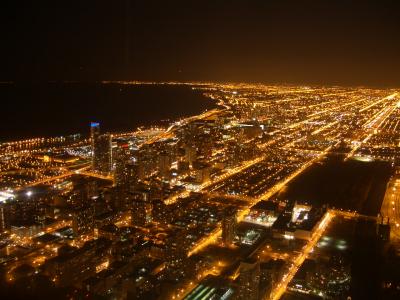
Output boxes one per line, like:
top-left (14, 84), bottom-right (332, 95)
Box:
top-left (2, 0), bottom-right (400, 86)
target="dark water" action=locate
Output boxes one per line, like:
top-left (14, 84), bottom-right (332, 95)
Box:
top-left (0, 82), bottom-right (217, 141)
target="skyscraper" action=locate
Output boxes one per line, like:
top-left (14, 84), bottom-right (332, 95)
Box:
top-left (131, 189), bottom-right (152, 227)
top-left (114, 141), bottom-right (130, 187)
top-left (222, 211), bottom-right (237, 246)
top-left (236, 259), bottom-right (260, 300)
top-left (72, 205), bottom-right (95, 236)
top-left (158, 151), bottom-right (171, 179)
top-left (90, 122), bottom-right (100, 169)
top-left (90, 122), bottom-right (112, 174)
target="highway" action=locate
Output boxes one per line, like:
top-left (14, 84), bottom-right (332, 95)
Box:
top-left (143, 108), bottom-right (224, 145)
top-left (187, 144), bottom-right (331, 257)
top-left (13, 165), bottom-right (91, 191)
top-left (269, 211), bottom-right (334, 300)
top-left (381, 175), bottom-right (400, 240)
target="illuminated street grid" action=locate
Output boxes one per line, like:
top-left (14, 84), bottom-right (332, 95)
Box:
top-left (0, 82), bottom-right (399, 299)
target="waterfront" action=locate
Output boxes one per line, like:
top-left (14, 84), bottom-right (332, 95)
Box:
top-left (1, 83), bottom-right (400, 300)
top-left (0, 82), bottom-right (218, 141)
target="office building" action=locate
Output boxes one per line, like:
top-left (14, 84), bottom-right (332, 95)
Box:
top-left (72, 205), bottom-right (95, 236)
top-left (114, 141), bottom-right (130, 187)
top-left (91, 122), bottom-right (112, 174)
top-left (236, 259), bottom-right (260, 300)
top-left (222, 211), bottom-right (237, 246)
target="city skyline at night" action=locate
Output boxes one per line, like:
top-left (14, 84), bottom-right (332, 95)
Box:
top-left (1, 82), bottom-right (400, 299)
top-left (2, 1), bottom-right (400, 300)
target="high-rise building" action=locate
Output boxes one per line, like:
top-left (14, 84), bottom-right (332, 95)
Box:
top-left (222, 211), bottom-right (237, 246)
top-left (0, 202), bottom-right (11, 233)
top-left (193, 162), bottom-right (211, 184)
top-left (72, 205), bottom-right (95, 236)
top-left (152, 199), bottom-right (169, 225)
top-left (131, 200), bottom-right (150, 227)
top-left (90, 122), bottom-right (112, 174)
top-left (236, 259), bottom-right (260, 300)
top-left (158, 151), bottom-right (171, 179)
top-left (259, 263), bottom-right (273, 300)
top-left (91, 122), bottom-right (101, 168)
top-left (126, 162), bottom-right (140, 192)
top-left (130, 188), bottom-right (152, 226)
top-left (114, 141), bottom-right (130, 187)
top-left (86, 180), bottom-right (99, 200)
top-left (184, 145), bottom-right (196, 166)
top-left (97, 134), bottom-right (112, 173)
top-left (137, 145), bottom-right (158, 179)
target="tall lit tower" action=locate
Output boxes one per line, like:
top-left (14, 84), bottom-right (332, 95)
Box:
top-left (237, 258), bottom-right (260, 300)
top-left (114, 141), bottom-right (130, 187)
top-left (222, 211), bottom-right (237, 246)
top-left (90, 122), bottom-right (101, 170)
top-left (90, 122), bottom-right (112, 174)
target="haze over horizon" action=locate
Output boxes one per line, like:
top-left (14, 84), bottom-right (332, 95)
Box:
top-left (3, 0), bottom-right (400, 87)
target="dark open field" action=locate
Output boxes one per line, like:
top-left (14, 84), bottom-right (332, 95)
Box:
top-left (279, 155), bottom-right (392, 216)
